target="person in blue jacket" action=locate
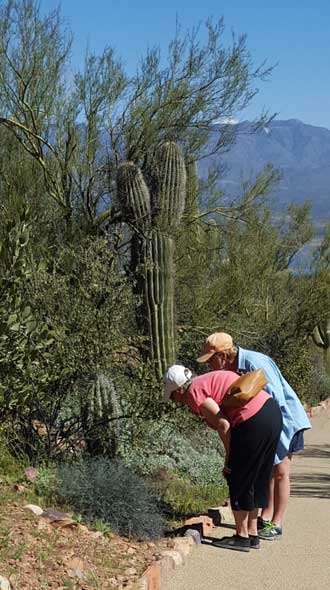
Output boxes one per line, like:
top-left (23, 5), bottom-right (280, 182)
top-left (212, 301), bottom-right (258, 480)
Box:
top-left (197, 332), bottom-right (311, 540)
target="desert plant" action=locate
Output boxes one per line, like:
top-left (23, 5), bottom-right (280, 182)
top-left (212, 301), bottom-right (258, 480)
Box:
top-left (58, 457), bottom-right (164, 538)
top-left (117, 142), bottom-right (186, 376)
top-left (312, 318), bottom-right (330, 376)
top-left (81, 373), bottom-right (121, 457)
top-left (119, 420), bottom-right (225, 487)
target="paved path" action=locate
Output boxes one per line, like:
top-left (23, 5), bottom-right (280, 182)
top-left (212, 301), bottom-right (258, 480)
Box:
top-left (162, 410), bottom-right (330, 590)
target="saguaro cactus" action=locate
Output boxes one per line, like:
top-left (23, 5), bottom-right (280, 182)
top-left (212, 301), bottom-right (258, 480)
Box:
top-left (312, 318), bottom-right (330, 376)
top-left (117, 142), bottom-right (186, 377)
top-left (82, 373), bottom-right (121, 456)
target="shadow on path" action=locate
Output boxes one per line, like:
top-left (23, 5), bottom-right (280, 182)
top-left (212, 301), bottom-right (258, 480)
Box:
top-left (298, 444), bottom-right (330, 460)
top-left (291, 444), bottom-right (330, 499)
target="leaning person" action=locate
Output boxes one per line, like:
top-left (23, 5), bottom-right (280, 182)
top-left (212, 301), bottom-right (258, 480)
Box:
top-left (163, 365), bottom-right (282, 552)
top-left (197, 332), bottom-right (311, 540)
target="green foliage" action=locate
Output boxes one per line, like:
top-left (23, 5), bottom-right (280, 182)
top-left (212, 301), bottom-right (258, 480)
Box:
top-left (119, 420), bottom-right (225, 487)
top-left (277, 343), bottom-right (330, 407)
top-left (34, 465), bottom-right (58, 500)
top-left (0, 206), bottom-right (59, 413)
top-left (152, 471), bottom-right (227, 517)
top-left (31, 237), bottom-right (136, 375)
top-left (58, 457), bottom-right (164, 539)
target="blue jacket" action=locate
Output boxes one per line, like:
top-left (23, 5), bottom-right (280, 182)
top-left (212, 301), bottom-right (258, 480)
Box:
top-left (237, 347), bottom-right (311, 464)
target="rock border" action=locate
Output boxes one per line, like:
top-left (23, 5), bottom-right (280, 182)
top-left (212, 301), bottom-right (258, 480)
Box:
top-left (136, 508), bottom-right (232, 590)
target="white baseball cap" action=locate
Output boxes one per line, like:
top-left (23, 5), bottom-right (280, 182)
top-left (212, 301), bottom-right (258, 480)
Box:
top-left (163, 365), bottom-right (193, 402)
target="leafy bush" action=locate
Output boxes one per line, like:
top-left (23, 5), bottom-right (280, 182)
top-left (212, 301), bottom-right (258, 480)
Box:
top-left (58, 457), bottom-right (164, 539)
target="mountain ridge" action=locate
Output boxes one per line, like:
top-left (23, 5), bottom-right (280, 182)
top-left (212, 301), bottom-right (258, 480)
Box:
top-left (201, 118), bottom-right (330, 223)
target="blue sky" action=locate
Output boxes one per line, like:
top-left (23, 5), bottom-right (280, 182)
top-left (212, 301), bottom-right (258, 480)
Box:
top-left (40, 0), bottom-right (330, 129)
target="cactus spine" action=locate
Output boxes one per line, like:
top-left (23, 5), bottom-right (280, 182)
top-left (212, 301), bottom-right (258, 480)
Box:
top-left (117, 142), bottom-right (186, 377)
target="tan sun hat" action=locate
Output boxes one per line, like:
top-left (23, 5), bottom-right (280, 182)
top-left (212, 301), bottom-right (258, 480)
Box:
top-left (196, 332), bottom-right (234, 363)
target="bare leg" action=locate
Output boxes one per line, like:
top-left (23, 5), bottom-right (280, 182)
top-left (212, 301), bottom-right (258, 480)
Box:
top-left (247, 509), bottom-right (259, 536)
top-left (272, 455), bottom-right (291, 525)
top-left (232, 510), bottom-right (249, 537)
top-left (261, 473), bottom-right (275, 521)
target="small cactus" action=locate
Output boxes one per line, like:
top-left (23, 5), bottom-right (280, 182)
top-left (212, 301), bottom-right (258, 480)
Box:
top-left (82, 373), bottom-right (120, 456)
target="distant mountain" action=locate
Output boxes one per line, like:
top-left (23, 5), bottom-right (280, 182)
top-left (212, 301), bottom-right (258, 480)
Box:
top-left (200, 119), bottom-right (330, 225)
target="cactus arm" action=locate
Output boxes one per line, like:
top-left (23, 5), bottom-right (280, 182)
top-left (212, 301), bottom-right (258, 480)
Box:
top-left (117, 162), bottom-right (151, 227)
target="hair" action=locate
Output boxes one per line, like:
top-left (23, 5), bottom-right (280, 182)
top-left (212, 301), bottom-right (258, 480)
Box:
top-left (224, 345), bottom-right (238, 363)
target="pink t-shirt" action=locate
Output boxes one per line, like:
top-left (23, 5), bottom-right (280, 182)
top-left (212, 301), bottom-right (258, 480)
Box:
top-left (186, 370), bottom-right (270, 427)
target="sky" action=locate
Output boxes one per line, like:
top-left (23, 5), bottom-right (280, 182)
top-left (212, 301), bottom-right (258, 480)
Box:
top-left (40, 0), bottom-right (330, 129)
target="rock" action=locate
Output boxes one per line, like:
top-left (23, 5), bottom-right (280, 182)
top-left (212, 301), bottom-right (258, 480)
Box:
top-left (173, 537), bottom-right (194, 558)
top-left (138, 564), bottom-right (160, 590)
top-left (184, 516), bottom-right (214, 537)
top-left (184, 528), bottom-right (201, 544)
top-left (90, 531), bottom-right (103, 539)
top-left (66, 558), bottom-right (84, 570)
top-left (160, 550), bottom-right (184, 567)
top-left (67, 558), bottom-right (85, 580)
top-left (24, 467), bottom-right (39, 482)
top-left (42, 508), bottom-right (78, 529)
top-left (0, 575), bottom-right (11, 590)
top-left (23, 504), bottom-right (44, 516)
top-left (42, 508), bottom-right (71, 520)
top-left (124, 567), bottom-right (137, 576)
top-left (218, 505), bottom-right (235, 525)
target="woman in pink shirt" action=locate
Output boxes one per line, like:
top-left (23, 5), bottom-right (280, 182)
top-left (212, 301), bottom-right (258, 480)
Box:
top-left (163, 365), bottom-right (282, 552)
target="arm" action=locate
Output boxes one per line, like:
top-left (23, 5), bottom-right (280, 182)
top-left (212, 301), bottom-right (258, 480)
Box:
top-left (200, 398), bottom-right (231, 464)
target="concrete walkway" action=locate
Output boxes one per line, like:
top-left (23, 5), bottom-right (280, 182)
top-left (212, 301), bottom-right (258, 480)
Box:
top-left (162, 409), bottom-right (330, 590)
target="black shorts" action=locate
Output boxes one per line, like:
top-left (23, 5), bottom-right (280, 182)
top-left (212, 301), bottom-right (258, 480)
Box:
top-left (227, 398), bottom-right (283, 511)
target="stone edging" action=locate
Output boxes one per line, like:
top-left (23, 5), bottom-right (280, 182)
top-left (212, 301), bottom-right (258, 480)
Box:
top-left (136, 508), bottom-right (234, 590)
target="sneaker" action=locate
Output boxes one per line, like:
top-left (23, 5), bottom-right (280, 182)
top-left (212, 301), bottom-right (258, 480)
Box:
top-left (257, 516), bottom-right (271, 531)
top-left (258, 521), bottom-right (282, 540)
top-left (213, 534), bottom-right (250, 552)
top-left (249, 535), bottom-right (260, 549)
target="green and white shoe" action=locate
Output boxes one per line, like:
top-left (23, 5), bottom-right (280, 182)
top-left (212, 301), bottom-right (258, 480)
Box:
top-left (258, 521), bottom-right (282, 540)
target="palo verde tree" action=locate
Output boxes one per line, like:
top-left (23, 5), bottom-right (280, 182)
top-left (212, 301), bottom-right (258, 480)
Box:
top-left (0, 1), bottom-right (274, 232)
top-left (0, 0), bottom-right (280, 375)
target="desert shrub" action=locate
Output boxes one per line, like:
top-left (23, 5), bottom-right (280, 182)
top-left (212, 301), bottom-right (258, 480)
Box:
top-left (151, 470), bottom-right (227, 517)
top-left (58, 457), bottom-right (164, 539)
top-left (34, 465), bottom-right (58, 500)
top-left (120, 420), bottom-right (225, 487)
top-left (276, 342), bottom-right (330, 406)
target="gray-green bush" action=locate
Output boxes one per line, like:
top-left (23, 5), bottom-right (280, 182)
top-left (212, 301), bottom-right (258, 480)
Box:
top-left (58, 457), bottom-right (164, 538)
top-left (120, 421), bottom-right (226, 487)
